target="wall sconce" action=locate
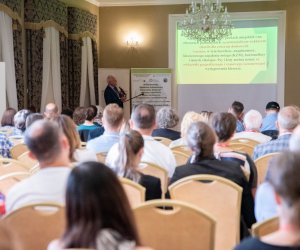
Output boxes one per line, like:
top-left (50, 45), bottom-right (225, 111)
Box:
top-left (125, 32), bottom-right (142, 48)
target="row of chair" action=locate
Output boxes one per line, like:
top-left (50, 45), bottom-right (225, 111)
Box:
top-left (0, 199), bottom-right (279, 250)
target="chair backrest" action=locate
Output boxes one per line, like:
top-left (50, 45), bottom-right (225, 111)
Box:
top-left (172, 150), bottom-right (190, 166)
top-left (228, 142), bottom-right (254, 156)
top-left (10, 144), bottom-right (29, 160)
top-left (0, 171), bottom-right (30, 195)
top-left (254, 152), bottom-right (280, 185)
top-left (139, 162), bottom-right (168, 198)
top-left (170, 145), bottom-right (192, 156)
top-left (153, 137), bottom-right (172, 146)
top-left (169, 174), bottom-right (242, 250)
top-left (230, 138), bottom-right (260, 147)
top-left (96, 152), bottom-right (107, 163)
top-left (8, 136), bottom-right (24, 146)
top-left (17, 151), bottom-right (38, 171)
top-left (0, 221), bottom-right (22, 250)
top-left (120, 177), bottom-right (145, 208)
top-left (134, 199), bottom-right (215, 250)
top-left (252, 216), bottom-right (279, 237)
top-left (3, 203), bottom-right (65, 250)
top-left (0, 158), bottom-right (29, 176)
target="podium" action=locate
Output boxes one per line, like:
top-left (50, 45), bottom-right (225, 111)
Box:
top-left (0, 62), bottom-right (6, 116)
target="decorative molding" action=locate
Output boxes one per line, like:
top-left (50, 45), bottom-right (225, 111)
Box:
top-left (85, 0), bottom-right (277, 7)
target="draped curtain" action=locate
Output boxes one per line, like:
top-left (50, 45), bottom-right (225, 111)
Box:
top-left (0, 0), bottom-right (98, 111)
top-left (41, 27), bottom-right (62, 112)
top-left (80, 36), bottom-right (96, 106)
top-left (0, 11), bottom-right (18, 110)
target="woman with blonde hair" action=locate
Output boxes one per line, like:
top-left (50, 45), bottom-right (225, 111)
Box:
top-left (54, 115), bottom-right (97, 162)
top-left (169, 111), bottom-right (211, 149)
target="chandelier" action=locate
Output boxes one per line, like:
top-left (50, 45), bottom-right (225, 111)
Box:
top-left (179, 0), bottom-right (233, 43)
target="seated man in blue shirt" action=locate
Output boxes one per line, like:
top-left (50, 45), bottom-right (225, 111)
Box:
top-left (87, 103), bottom-right (124, 153)
top-left (261, 101), bottom-right (280, 140)
top-left (228, 101), bottom-right (245, 133)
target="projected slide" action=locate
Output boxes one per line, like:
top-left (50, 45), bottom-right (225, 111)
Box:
top-left (176, 19), bottom-right (278, 84)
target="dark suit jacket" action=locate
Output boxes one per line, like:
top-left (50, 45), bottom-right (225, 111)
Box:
top-left (104, 85), bottom-right (123, 108)
top-left (170, 157), bottom-right (256, 230)
top-left (139, 174), bottom-right (162, 201)
top-left (152, 128), bottom-right (181, 141)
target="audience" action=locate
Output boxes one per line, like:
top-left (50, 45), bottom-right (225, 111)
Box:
top-left (253, 106), bottom-right (300, 160)
top-left (236, 152), bottom-right (300, 250)
top-left (152, 107), bottom-right (180, 140)
top-left (228, 101), bottom-right (245, 133)
top-left (170, 121), bottom-right (256, 235)
top-left (255, 124), bottom-right (300, 222)
top-left (1, 107), bottom-right (17, 130)
top-left (87, 103), bottom-right (124, 153)
top-left (13, 109), bottom-right (31, 134)
top-left (25, 113), bottom-right (44, 129)
top-left (44, 103), bottom-right (59, 120)
top-left (72, 106), bottom-right (86, 126)
top-left (260, 101), bottom-right (280, 139)
top-left (0, 133), bottom-right (13, 158)
top-left (233, 109), bottom-right (272, 143)
top-left (6, 120), bottom-right (71, 212)
top-left (77, 106), bottom-right (103, 142)
top-left (113, 130), bottom-right (162, 200)
top-left (106, 104), bottom-right (176, 178)
top-left (169, 111), bottom-right (209, 149)
top-left (48, 162), bottom-right (141, 250)
top-left (210, 112), bottom-right (257, 192)
top-left (54, 115), bottom-right (97, 162)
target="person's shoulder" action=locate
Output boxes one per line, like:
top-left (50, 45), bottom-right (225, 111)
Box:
top-left (141, 174), bottom-right (161, 185)
top-left (235, 237), bottom-right (264, 250)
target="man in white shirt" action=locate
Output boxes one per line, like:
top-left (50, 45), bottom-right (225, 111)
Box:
top-left (6, 120), bottom-right (71, 213)
top-left (233, 109), bottom-right (272, 144)
top-left (106, 104), bottom-right (176, 177)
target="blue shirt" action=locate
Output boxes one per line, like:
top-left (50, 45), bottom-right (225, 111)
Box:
top-left (77, 124), bottom-right (98, 131)
top-left (86, 131), bottom-right (120, 153)
top-left (236, 120), bottom-right (245, 133)
top-left (260, 113), bottom-right (278, 132)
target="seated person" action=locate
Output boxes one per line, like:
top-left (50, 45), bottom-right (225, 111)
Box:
top-left (106, 104), bottom-right (176, 178)
top-left (54, 115), bottom-right (97, 162)
top-left (261, 101), bottom-right (280, 140)
top-left (44, 103), bottom-right (59, 120)
top-left (228, 101), bottom-right (245, 133)
top-left (233, 109), bottom-right (272, 144)
top-left (210, 112), bottom-right (257, 193)
top-left (235, 152), bottom-right (300, 250)
top-left (169, 111), bottom-right (210, 149)
top-left (87, 103), bottom-right (124, 153)
top-left (152, 107), bottom-right (180, 140)
top-left (170, 122), bottom-right (256, 233)
top-left (77, 106), bottom-right (102, 142)
top-left (48, 162), bottom-right (143, 250)
top-left (6, 120), bottom-right (72, 212)
top-left (112, 129), bottom-right (162, 200)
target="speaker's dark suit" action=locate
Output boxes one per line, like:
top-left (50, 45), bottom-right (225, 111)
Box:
top-left (104, 85), bottom-right (123, 108)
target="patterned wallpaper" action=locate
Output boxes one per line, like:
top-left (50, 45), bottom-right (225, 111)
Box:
top-left (0, 0), bottom-right (22, 17)
top-left (25, 0), bottom-right (68, 29)
top-left (68, 7), bottom-right (97, 35)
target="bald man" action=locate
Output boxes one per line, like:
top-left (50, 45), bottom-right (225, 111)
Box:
top-left (44, 103), bottom-right (59, 120)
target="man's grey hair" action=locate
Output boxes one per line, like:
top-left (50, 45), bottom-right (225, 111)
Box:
top-left (24, 120), bottom-right (63, 163)
top-left (289, 125), bottom-right (300, 151)
top-left (156, 107), bottom-right (179, 129)
top-left (131, 104), bottom-right (155, 129)
top-left (278, 106), bottom-right (300, 130)
top-left (14, 109), bottom-right (32, 132)
top-left (243, 109), bottom-right (262, 130)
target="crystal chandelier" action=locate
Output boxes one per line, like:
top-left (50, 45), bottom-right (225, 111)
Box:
top-left (179, 0), bottom-right (233, 43)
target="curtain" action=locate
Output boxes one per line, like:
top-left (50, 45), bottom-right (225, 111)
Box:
top-left (0, 11), bottom-right (18, 110)
top-left (80, 36), bottom-right (95, 106)
top-left (41, 27), bottom-right (62, 112)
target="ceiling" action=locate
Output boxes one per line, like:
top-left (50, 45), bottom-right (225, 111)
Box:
top-left (86, 0), bottom-right (276, 7)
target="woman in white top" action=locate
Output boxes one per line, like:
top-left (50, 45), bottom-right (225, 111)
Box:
top-left (54, 115), bottom-right (97, 162)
